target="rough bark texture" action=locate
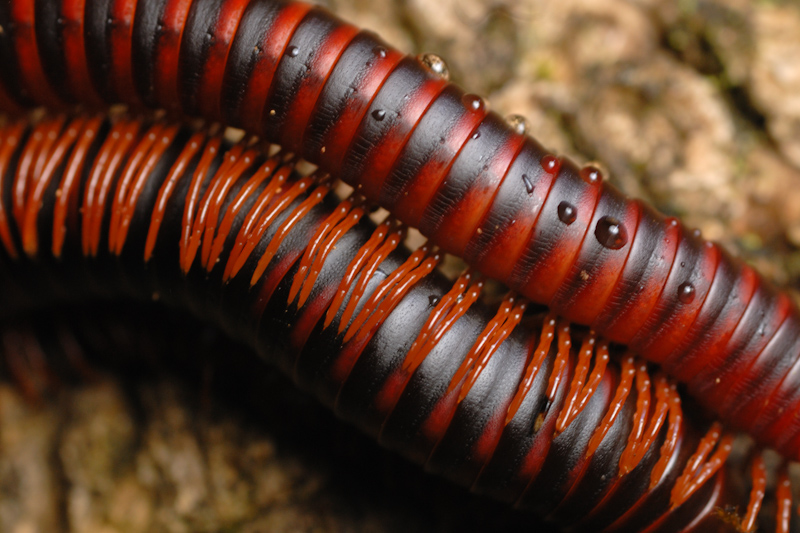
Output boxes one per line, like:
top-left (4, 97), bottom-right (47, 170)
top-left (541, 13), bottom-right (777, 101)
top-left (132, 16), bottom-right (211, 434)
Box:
top-left (3, 0), bottom-right (800, 531)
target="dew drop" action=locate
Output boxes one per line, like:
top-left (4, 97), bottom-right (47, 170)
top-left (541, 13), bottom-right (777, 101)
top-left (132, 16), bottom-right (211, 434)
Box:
top-left (374, 45), bottom-right (387, 58)
top-left (471, 130), bottom-right (481, 140)
top-left (580, 165), bottom-right (603, 185)
top-left (557, 202), bottom-right (577, 225)
top-left (521, 174), bottom-right (534, 194)
top-left (678, 282), bottom-right (695, 304)
top-left (541, 155), bottom-right (561, 175)
top-left (428, 295), bottom-right (440, 307)
top-left (418, 53), bottom-right (450, 80)
top-left (595, 216), bottom-right (628, 249)
top-left (462, 93), bottom-right (485, 112)
top-left (286, 45), bottom-right (300, 57)
top-left (371, 109), bottom-right (386, 121)
top-left (506, 114), bottom-right (529, 135)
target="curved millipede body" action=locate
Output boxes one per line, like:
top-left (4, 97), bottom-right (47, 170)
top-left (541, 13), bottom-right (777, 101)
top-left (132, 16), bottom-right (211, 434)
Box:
top-left (0, 112), bottom-right (785, 532)
top-left (0, 0), bottom-right (798, 462)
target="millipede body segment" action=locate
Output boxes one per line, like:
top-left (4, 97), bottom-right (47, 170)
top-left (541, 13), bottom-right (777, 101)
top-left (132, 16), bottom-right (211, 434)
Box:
top-left (0, 113), bottom-right (774, 532)
top-left (0, 0), bottom-right (798, 463)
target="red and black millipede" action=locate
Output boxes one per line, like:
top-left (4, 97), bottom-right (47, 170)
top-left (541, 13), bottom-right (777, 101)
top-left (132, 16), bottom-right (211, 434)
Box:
top-left (0, 0), bottom-right (798, 531)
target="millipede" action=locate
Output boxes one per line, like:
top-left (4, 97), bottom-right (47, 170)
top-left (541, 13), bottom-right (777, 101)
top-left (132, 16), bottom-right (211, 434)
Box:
top-left (0, 110), bottom-right (783, 533)
top-left (1, 0), bottom-right (800, 531)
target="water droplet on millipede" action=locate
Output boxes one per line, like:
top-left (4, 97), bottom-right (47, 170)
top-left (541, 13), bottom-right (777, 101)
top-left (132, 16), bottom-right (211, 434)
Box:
top-left (580, 165), bottom-right (603, 185)
top-left (471, 130), bottom-right (481, 140)
top-left (521, 174), bottom-right (534, 194)
top-left (371, 109), bottom-right (386, 121)
top-left (595, 216), bottom-right (628, 249)
top-left (428, 295), bottom-right (440, 306)
top-left (678, 282), bottom-right (696, 304)
top-left (462, 93), bottom-right (485, 112)
top-left (286, 45), bottom-right (300, 57)
top-left (557, 202), bottom-right (577, 225)
top-left (506, 114), bottom-right (529, 135)
top-left (373, 46), bottom-right (387, 58)
top-left (540, 155), bottom-right (561, 175)
top-left (418, 53), bottom-right (450, 80)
